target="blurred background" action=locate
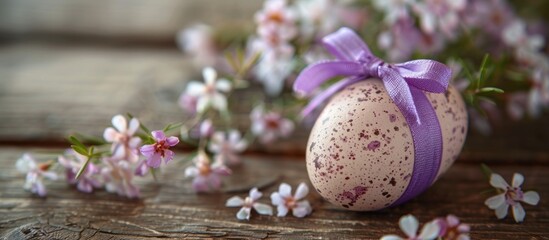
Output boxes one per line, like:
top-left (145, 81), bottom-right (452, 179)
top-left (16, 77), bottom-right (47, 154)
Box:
top-left (0, 0), bottom-right (547, 163)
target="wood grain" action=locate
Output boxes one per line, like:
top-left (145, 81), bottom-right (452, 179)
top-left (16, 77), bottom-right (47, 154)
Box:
top-left (1, 147), bottom-right (548, 239)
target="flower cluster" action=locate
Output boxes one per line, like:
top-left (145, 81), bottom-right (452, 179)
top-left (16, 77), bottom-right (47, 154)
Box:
top-left (381, 214), bottom-right (470, 240)
top-left (226, 182), bottom-right (312, 220)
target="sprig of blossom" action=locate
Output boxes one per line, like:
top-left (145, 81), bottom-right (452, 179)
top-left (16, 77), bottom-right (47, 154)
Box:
top-left (58, 149), bottom-right (102, 193)
top-left (103, 114), bottom-right (141, 163)
top-left (209, 130), bottom-right (248, 165)
top-left (139, 130), bottom-right (180, 168)
top-left (250, 106), bottom-right (294, 144)
top-left (183, 67), bottom-right (232, 113)
top-left (184, 151), bottom-right (231, 192)
top-left (16, 154), bottom-right (58, 197)
top-left (270, 182), bottom-right (312, 218)
top-left (485, 173), bottom-right (540, 223)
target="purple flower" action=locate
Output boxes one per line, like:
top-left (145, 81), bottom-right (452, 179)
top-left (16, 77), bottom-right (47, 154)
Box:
top-left (485, 173), bottom-right (540, 223)
top-left (250, 106), bottom-right (294, 144)
top-left (270, 182), bottom-right (312, 218)
top-left (139, 130), bottom-right (179, 168)
top-left (208, 130), bottom-right (248, 165)
top-left (226, 187), bottom-right (273, 220)
top-left (58, 150), bottom-right (102, 193)
top-left (134, 160), bottom-right (150, 177)
top-left (381, 214), bottom-right (440, 240)
top-left (184, 152), bottom-right (231, 192)
top-left (16, 153), bottom-right (58, 197)
top-left (435, 215), bottom-right (470, 240)
top-left (103, 115), bottom-right (141, 163)
top-left (101, 158), bottom-right (140, 198)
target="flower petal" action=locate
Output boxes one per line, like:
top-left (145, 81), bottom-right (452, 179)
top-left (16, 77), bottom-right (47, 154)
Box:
top-left (103, 127), bottom-right (118, 142)
top-left (184, 166), bottom-right (199, 177)
top-left (216, 78), bottom-right (232, 92)
top-left (211, 93), bottom-right (228, 111)
top-left (111, 115), bottom-right (127, 132)
top-left (292, 201), bottom-right (312, 218)
top-left (146, 153), bottom-right (162, 168)
top-left (203, 67), bottom-right (217, 85)
top-left (225, 196), bottom-right (244, 207)
top-left (185, 82), bottom-right (206, 96)
top-left (294, 182), bottom-right (309, 200)
top-left (152, 130), bottom-right (166, 141)
top-left (166, 136), bottom-right (180, 146)
top-left (139, 144), bottom-right (155, 157)
top-left (236, 207), bottom-right (251, 220)
top-left (418, 220), bottom-right (440, 240)
top-left (196, 97), bottom-right (210, 113)
top-left (490, 173), bottom-right (509, 190)
top-left (512, 203), bottom-right (525, 223)
top-left (511, 173), bottom-right (524, 188)
top-left (270, 192), bottom-right (284, 206)
top-left (522, 191), bottom-right (540, 205)
top-left (128, 118), bottom-right (140, 135)
top-left (249, 187), bottom-right (263, 201)
top-left (276, 205), bottom-right (289, 217)
top-left (485, 194), bottom-right (505, 209)
top-left (253, 203), bottom-right (273, 216)
top-left (495, 203), bottom-right (509, 219)
top-left (164, 150), bottom-right (175, 163)
top-left (399, 215), bottom-right (419, 238)
top-left (278, 183), bottom-right (292, 198)
top-left (380, 235), bottom-right (404, 240)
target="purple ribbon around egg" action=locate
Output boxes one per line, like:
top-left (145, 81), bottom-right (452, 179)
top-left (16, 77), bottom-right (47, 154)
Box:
top-left (294, 27), bottom-right (452, 206)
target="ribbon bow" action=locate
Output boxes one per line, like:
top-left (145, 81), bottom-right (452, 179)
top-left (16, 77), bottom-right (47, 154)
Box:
top-left (294, 27), bottom-right (451, 124)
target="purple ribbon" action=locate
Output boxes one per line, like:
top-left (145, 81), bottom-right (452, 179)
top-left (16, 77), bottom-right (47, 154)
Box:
top-left (294, 28), bottom-right (452, 206)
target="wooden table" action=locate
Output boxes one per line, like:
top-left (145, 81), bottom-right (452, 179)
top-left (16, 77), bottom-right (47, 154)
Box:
top-left (0, 41), bottom-right (548, 239)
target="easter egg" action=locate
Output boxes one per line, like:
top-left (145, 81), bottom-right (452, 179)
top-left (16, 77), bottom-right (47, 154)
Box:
top-left (306, 78), bottom-right (468, 211)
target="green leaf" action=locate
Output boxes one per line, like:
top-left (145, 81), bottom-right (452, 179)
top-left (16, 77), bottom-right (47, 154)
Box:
top-left (479, 87), bottom-right (504, 94)
top-left (75, 155), bottom-right (92, 180)
top-left (480, 163), bottom-right (493, 180)
top-left (68, 136), bottom-right (86, 150)
top-left (163, 122), bottom-right (184, 133)
top-left (71, 145), bottom-right (89, 156)
top-left (477, 54), bottom-right (490, 90)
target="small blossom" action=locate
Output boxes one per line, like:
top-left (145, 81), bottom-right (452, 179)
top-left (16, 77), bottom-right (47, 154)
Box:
top-left (184, 152), bottom-right (231, 192)
top-left (209, 130), bottom-right (247, 165)
top-left (296, 0), bottom-right (340, 39)
top-left (199, 119), bottom-right (215, 138)
top-left (226, 188), bottom-right (273, 220)
top-left (58, 150), bottom-right (102, 193)
top-left (139, 130), bottom-right (180, 168)
top-left (463, 0), bottom-right (515, 38)
top-left (255, 0), bottom-right (298, 43)
top-left (270, 182), bottom-right (312, 218)
top-left (250, 106), bottom-right (294, 144)
top-left (435, 215), bottom-right (470, 240)
top-left (381, 214), bottom-right (440, 240)
top-left (485, 173), bottom-right (540, 223)
top-left (134, 160), bottom-right (150, 177)
top-left (372, 0), bottom-right (415, 25)
top-left (176, 24), bottom-right (219, 67)
top-left (502, 21), bottom-right (545, 65)
top-left (101, 158), bottom-right (140, 198)
top-left (16, 153), bottom-right (58, 197)
top-left (185, 67), bottom-right (232, 113)
top-left (413, 0), bottom-right (466, 39)
top-left (103, 115), bottom-right (141, 163)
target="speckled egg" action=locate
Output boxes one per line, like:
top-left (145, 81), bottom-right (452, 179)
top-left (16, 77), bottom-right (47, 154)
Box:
top-left (306, 78), bottom-right (468, 211)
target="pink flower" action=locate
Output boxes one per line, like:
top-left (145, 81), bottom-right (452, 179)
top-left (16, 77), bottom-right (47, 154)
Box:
top-left (435, 215), bottom-right (470, 240)
top-left (381, 215), bottom-right (440, 240)
top-left (413, 0), bottom-right (466, 39)
top-left (184, 152), bottom-right (231, 192)
top-left (502, 20), bottom-right (545, 65)
top-left (178, 93), bottom-right (198, 116)
top-left (176, 24), bottom-right (219, 68)
top-left (185, 67), bottom-right (232, 113)
top-left (250, 106), bottom-right (294, 144)
top-left (16, 153), bottom-right (58, 197)
top-left (103, 115), bottom-right (141, 163)
top-left (378, 18), bottom-right (421, 62)
top-left (58, 150), bottom-right (102, 193)
top-left (485, 173), bottom-right (540, 223)
top-left (296, 0), bottom-right (340, 39)
top-left (255, 0), bottom-right (297, 43)
top-left (464, 0), bottom-right (515, 38)
top-left (134, 160), bottom-right (150, 177)
top-left (101, 158), bottom-right (140, 198)
top-left (208, 130), bottom-right (248, 165)
top-left (372, 0), bottom-right (415, 25)
top-left (199, 119), bottom-right (215, 138)
top-left (226, 188), bottom-right (273, 220)
top-left (139, 130), bottom-right (179, 168)
top-left (270, 182), bottom-right (312, 218)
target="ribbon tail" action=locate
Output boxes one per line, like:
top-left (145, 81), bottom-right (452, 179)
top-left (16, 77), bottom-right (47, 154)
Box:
top-left (300, 77), bottom-right (363, 118)
top-left (379, 67), bottom-right (421, 124)
top-left (293, 61), bottom-right (363, 96)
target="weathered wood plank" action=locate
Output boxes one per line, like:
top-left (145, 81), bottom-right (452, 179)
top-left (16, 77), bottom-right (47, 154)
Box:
top-left (0, 147), bottom-right (548, 239)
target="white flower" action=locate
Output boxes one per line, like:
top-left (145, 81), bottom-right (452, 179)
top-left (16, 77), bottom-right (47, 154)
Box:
top-left (502, 21), bottom-right (545, 64)
top-left (101, 158), bottom-right (140, 198)
top-left (381, 214), bottom-right (440, 240)
top-left (413, 0), bottom-right (466, 38)
top-left (103, 115), bottom-right (141, 163)
top-left (16, 153), bottom-right (58, 197)
top-left (184, 152), bottom-right (231, 192)
top-left (209, 130), bottom-right (248, 165)
top-left (255, 0), bottom-right (298, 43)
top-left (372, 0), bottom-right (416, 25)
top-left (249, 36), bottom-right (295, 96)
top-left (250, 106), bottom-right (294, 144)
top-left (485, 173), bottom-right (540, 223)
top-left (226, 188), bottom-right (273, 220)
top-left (176, 24), bottom-right (218, 67)
top-left (270, 182), bottom-right (312, 218)
top-left (185, 67), bottom-right (231, 113)
top-left (296, 0), bottom-right (340, 39)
